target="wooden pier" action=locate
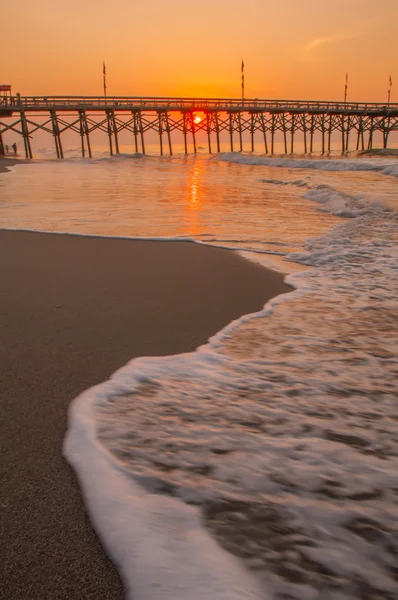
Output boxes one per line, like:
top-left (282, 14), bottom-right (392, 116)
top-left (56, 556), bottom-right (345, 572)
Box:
top-left (1, 95), bottom-right (397, 158)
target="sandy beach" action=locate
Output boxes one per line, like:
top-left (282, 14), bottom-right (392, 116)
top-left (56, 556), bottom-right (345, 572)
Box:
top-left (0, 229), bottom-right (290, 600)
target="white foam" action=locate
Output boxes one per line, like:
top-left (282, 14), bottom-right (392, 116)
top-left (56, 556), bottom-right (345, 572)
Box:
top-left (65, 185), bottom-right (398, 599)
top-left (303, 186), bottom-right (366, 218)
top-left (66, 377), bottom-right (266, 600)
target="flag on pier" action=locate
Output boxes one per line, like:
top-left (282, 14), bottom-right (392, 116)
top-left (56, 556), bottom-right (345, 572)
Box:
top-left (344, 72), bottom-right (348, 103)
top-left (388, 75), bottom-right (393, 103)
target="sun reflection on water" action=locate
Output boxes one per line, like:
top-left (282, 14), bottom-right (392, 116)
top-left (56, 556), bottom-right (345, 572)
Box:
top-left (186, 163), bottom-right (204, 236)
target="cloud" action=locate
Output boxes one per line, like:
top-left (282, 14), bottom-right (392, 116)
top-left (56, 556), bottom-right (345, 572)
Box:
top-left (305, 36), bottom-right (335, 52)
top-left (298, 30), bottom-right (362, 63)
top-left (304, 31), bottom-right (362, 54)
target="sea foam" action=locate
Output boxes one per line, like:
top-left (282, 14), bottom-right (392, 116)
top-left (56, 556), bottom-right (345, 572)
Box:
top-left (65, 173), bottom-right (398, 599)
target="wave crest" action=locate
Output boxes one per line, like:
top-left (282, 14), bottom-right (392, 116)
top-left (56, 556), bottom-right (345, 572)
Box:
top-left (220, 152), bottom-right (398, 179)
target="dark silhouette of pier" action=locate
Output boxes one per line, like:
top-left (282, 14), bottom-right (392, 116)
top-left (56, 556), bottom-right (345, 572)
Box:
top-left (1, 95), bottom-right (397, 158)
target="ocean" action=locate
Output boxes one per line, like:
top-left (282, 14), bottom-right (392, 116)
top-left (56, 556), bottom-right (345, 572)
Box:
top-left (1, 148), bottom-right (398, 599)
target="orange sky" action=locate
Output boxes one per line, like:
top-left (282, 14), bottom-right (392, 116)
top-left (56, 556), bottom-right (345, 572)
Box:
top-left (1, 0), bottom-right (397, 101)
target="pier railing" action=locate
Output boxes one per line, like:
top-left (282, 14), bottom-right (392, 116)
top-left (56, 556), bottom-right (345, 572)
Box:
top-left (1, 95), bottom-right (398, 114)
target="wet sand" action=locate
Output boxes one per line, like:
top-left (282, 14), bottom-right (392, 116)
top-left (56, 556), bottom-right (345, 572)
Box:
top-left (0, 157), bottom-right (25, 173)
top-left (0, 230), bottom-right (290, 599)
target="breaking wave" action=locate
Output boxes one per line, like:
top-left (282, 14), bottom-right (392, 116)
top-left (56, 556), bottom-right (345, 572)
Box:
top-left (220, 152), bottom-right (398, 179)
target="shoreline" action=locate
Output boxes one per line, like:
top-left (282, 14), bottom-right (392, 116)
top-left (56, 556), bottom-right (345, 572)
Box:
top-left (0, 157), bottom-right (27, 173)
top-left (0, 229), bottom-right (290, 600)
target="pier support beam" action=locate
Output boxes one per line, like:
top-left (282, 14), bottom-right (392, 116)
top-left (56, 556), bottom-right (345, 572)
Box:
top-left (302, 114), bottom-right (307, 154)
top-left (50, 110), bottom-right (63, 159)
top-left (206, 112), bottom-right (212, 153)
top-left (309, 115), bottom-right (314, 153)
top-left (104, 109), bottom-right (120, 156)
top-left (250, 112), bottom-right (268, 153)
top-left (158, 112), bottom-right (164, 156)
top-left (341, 115), bottom-right (346, 153)
top-left (79, 110), bottom-right (92, 158)
top-left (215, 112), bottom-right (220, 153)
top-left (140, 113), bottom-right (145, 154)
top-left (167, 113), bottom-right (172, 155)
top-left (345, 115), bottom-right (350, 152)
top-left (282, 113), bottom-right (288, 154)
top-left (321, 114), bottom-right (326, 154)
top-left (132, 112), bottom-right (139, 153)
top-left (182, 112), bottom-right (188, 154)
top-left (132, 110), bottom-right (145, 154)
top-left (227, 112), bottom-right (243, 152)
top-left (368, 117), bottom-right (374, 149)
top-left (250, 113), bottom-right (255, 152)
top-left (356, 116), bottom-right (365, 151)
top-left (328, 115), bottom-right (332, 152)
top-left (383, 117), bottom-right (390, 148)
top-left (157, 111), bottom-right (173, 156)
top-left (190, 113), bottom-right (197, 153)
top-left (20, 110), bottom-right (32, 159)
top-left (182, 112), bottom-right (196, 154)
top-left (271, 113), bottom-right (276, 154)
top-left (106, 110), bottom-right (114, 156)
top-left (291, 113), bottom-right (295, 153)
top-left (112, 111), bottom-right (120, 154)
top-left (79, 112), bottom-right (85, 158)
top-left (132, 111), bottom-right (145, 154)
top-left (238, 112), bottom-right (243, 152)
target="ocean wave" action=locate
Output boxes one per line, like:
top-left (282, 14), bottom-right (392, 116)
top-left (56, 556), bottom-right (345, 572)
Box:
top-left (260, 176), bottom-right (395, 219)
top-left (220, 152), bottom-right (398, 179)
top-left (357, 148), bottom-right (398, 158)
top-left (260, 178), bottom-right (310, 188)
top-left (65, 186), bottom-right (398, 599)
top-left (94, 152), bottom-right (146, 162)
top-left (303, 185), bottom-right (381, 218)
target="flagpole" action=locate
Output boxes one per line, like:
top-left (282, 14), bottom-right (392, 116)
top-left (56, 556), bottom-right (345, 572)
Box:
top-left (241, 59), bottom-right (245, 104)
top-left (344, 72), bottom-right (348, 103)
top-left (388, 76), bottom-right (392, 104)
top-left (103, 62), bottom-right (107, 98)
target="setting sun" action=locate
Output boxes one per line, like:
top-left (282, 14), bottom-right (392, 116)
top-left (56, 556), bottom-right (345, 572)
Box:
top-left (194, 116), bottom-right (201, 123)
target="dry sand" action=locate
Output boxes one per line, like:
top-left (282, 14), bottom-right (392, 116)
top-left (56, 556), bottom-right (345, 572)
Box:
top-left (0, 229), bottom-right (290, 599)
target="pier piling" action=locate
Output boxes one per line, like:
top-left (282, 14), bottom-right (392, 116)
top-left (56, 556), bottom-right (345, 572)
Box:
top-left (20, 110), bottom-right (32, 159)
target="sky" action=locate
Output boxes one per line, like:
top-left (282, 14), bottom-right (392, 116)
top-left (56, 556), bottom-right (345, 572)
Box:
top-left (1, 0), bottom-right (397, 101)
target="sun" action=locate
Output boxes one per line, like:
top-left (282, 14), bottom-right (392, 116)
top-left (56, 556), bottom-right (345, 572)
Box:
top-left (194, 116), bottom-right (201, 124)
